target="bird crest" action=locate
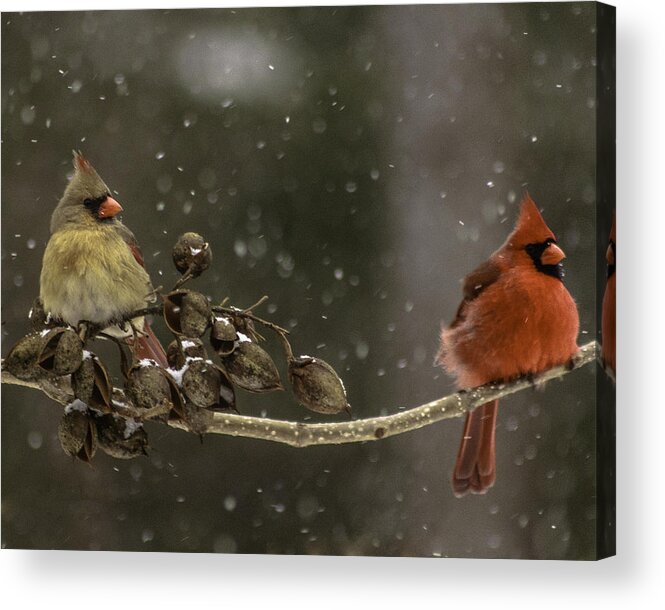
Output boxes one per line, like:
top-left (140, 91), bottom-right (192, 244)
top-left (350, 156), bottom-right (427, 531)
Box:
top-left (507, 192), bottom-right (556, 248)
top-left (66, 151), bottom-right (109, 197)
top-left (72, 150), bottom-right (93, 173)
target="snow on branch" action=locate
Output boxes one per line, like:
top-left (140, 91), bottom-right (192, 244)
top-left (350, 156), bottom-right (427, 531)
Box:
top-left (1, 341), bottom-right (598, 448)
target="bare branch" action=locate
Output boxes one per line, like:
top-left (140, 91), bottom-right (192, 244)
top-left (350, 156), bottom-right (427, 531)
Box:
top-left (1, 341), bottom-right (598, 448)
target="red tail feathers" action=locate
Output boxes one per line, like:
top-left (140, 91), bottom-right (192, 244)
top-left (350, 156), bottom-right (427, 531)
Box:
top-left (132, 320), bottom-right (168, 368)
top-left (452, 400), bottom-right (498, 497)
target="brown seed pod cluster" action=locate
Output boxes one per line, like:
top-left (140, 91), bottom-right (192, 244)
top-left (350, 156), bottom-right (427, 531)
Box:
top-left (58, 403), bottom-right (150, 463)
top-left (4, 231), bottom-right (352, 463)
top-left (164, 336), bottom-right (236, 414)
top-left (5, 327), bottom-right (84, 380)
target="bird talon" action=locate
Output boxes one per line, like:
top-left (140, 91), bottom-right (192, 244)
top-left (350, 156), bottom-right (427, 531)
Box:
top-left (77, 320), bottom-right (103, 342)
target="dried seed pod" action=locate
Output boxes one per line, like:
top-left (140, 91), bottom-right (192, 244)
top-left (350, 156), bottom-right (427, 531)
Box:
top-left (58, 407), bottom-right (97, 463)
top-left (288, 356), bottom-right (350, 415)
top-left (71, 353), bottom-right (113, 412)
top-left (181, 359), bottom-right (236, 411)
top-left (163, 372), bottom-right (186, 421)
top-left (179, 400), bottom-right (214, 435)
top-left (163, 290), bottom-right (211, 337)
top-left (3, 333), bottom-right (45, 380)
top-left (126, 361), bottom-right (172, 411)
top-left (220, 337), bottom-right (282, 393)
top-left (210, 316), bottom-right (239, 357)
top-left (29, 297), bottom-right (49, 330)
top-left (166, 338), bottom-right (207, 369)
top-left (230, 312), bottom-right (259, 342)
top-left (37, 327), bottom-right (83, 375)
top-left (96, 415), bottom-right (149, 460)
top-left (172, 232), bottom-right (212, 278)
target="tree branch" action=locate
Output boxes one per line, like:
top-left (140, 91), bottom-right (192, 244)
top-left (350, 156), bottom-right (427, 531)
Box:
top-left (1, 341), bottom-right (598, 448)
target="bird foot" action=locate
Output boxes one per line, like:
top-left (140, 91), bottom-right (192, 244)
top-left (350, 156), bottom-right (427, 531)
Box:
top-left (77, 320), bottom-right (103, 342)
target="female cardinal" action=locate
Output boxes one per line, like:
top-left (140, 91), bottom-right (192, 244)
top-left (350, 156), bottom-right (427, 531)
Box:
top-left (601, 216), bottom-right (616, 377)
top-left (39, 151), bottom-right (167, 366)
top-left (437, 193), bottom-right (579, 496)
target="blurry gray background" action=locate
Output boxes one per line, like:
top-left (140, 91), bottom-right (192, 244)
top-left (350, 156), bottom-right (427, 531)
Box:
top-left (2, 3), bottom-right (601, 558)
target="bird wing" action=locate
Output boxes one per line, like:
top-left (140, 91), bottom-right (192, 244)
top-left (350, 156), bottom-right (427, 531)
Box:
top-left (462, 259), bottom-right (502, 300)
top-left (113, 222), bottom-right (168, 367)
top-left (450, 259), bottom-right (501, 326)
top-left (114, 222), bottom-right (146, 269)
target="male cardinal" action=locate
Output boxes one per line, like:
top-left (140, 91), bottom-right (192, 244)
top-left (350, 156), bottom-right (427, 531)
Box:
top-left (39, 151), bottom-right (167, 366)
top-left (601, 216), bottom-right (616, 376)
top-left (437, 193), bottom-right (579, 496)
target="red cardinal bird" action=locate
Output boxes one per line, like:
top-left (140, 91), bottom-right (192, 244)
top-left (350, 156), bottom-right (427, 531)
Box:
top-left (40, 151), bottom-right (167, 367)
top-left (437, 193), bottom-right (579, 496)
top-left (601, 216), bottom-right (616, 376)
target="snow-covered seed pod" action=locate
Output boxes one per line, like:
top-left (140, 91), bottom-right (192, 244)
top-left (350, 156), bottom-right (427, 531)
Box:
top-left (71, 353), bottom-right (113, 412)
top-left (96, 415), bottom-right (149, 460)
top-left (125, 360), bottom-right (172, 411)
top-left (172, 232), bottom-right (212, 278)
top-left (58, 409), bottom-right (97, 463)
top-left (181, 359), bottom-right (236, 412)
top-left (166, 338), bottom-right (207, 370)
top-left (210, 316), bottom-right (238, 357)
top-left (288, 356), bottom-right (350, 415)
top-left (219, 336), bottom-right (283, 393)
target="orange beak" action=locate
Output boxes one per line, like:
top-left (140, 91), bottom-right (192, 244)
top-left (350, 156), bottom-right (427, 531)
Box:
top-left (98, 196), bottom-right (123, 219)
top-left (541, 242), bottom-right (566, 266)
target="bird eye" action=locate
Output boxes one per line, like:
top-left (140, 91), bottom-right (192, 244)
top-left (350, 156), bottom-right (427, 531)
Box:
top-left (83, 195), bottom-right (108, 209)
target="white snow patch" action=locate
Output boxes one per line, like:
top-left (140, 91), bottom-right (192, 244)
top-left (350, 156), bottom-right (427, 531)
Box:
top-left (65, 399), bottom-right (89, 414)
top-left (165, 356), bottom-right (205, 386)
top-left (123, 418), bottom-right (143, 439)
top-left (166, 364), bottom-right (188, 386)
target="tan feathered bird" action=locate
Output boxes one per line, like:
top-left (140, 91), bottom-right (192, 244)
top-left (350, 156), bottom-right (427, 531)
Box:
top-left (40, 151), bottom-right (167, 366)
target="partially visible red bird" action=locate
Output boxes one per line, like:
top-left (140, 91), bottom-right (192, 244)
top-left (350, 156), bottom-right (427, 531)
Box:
top-left (40, 151), bottom-right (167, 367)
top-left (437, 193), bottom-right (579, 496)
top-left (601, 216), bottom-right (616, 377)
